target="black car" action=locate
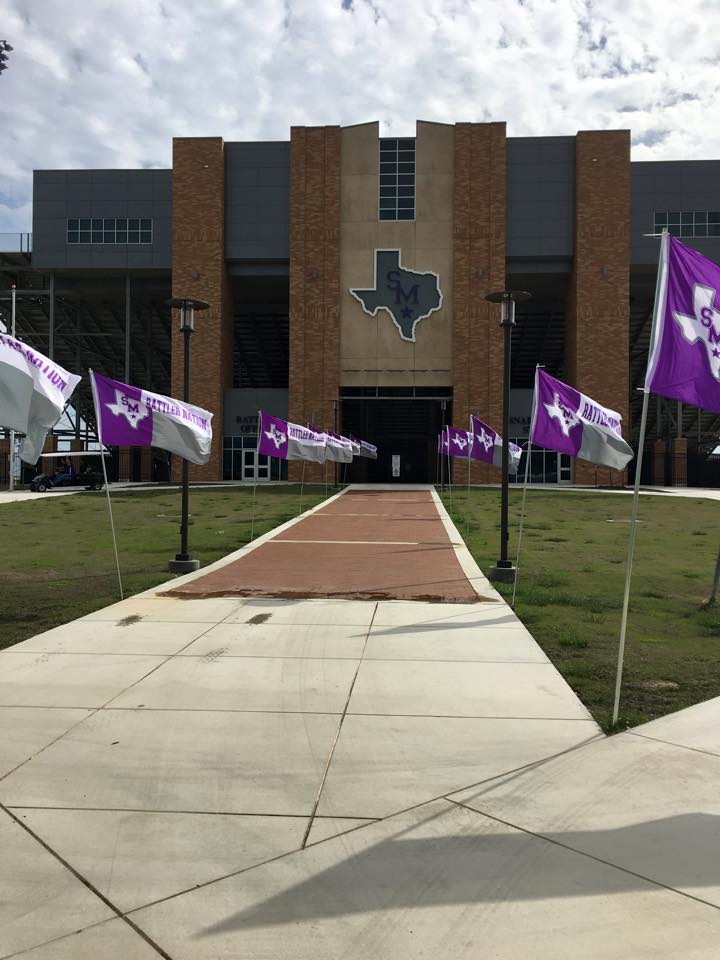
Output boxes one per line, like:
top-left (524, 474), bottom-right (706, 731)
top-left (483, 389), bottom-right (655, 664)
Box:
top-left (30, 470), bottom-right (104, 492)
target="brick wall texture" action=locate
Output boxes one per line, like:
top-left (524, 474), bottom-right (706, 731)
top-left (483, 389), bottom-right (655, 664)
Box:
top-left (171, 137), bottom-right (233, 481)
top-left (567, 130), bottom-right (630, 486)
top-left (452, 123), bottom-right (507, 483)
top-left (287, 126), bottom-right (342, 482)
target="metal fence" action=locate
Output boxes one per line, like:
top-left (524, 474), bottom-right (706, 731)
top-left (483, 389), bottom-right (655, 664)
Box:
top-left (0, 233), bottom-right (32, 253)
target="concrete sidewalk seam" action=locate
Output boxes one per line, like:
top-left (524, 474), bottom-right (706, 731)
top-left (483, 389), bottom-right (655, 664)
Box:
top-left (0, 804), bottom-right (175, 960)
top-left (0, 612), bottom-right (240, 784)
top-left (445, 797), bottom-right (720, 915)
top-left (300, 602), bottom-right (379, 849)
top-left (627, 730), bottom-right (720, 761)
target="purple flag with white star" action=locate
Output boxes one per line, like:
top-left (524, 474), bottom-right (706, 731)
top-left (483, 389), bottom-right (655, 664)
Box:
top-left (646, 234), bottom-right (720, 415)
top-left (90, 371), bottom-right (213, 465)
top-left (469, 415), bottom-right (521, 473)
top-left (446, 425), bottom-right (472, 458)
top-left (257, 411), bottom-right (326, 463)
top-left (530, 369), bottom-right (633, 470)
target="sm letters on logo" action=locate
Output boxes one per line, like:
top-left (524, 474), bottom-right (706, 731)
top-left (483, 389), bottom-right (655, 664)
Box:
top-left (386, 270), bottom-right (419, 307)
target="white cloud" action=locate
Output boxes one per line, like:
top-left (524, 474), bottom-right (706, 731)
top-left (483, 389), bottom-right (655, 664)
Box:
top-left (1, 0), bottom-right (719, 231)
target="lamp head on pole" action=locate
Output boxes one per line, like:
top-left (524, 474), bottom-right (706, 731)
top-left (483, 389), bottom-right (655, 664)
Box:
top-left (166, 297), bottom-right (210, 333)
top-left (485, 289), bottom-right (532, 327)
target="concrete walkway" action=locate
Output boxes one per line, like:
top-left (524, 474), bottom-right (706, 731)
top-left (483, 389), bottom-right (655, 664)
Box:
top-left (1, 485), bottom-right (719, 957)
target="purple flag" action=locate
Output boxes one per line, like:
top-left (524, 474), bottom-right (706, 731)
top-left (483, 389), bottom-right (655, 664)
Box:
top-left (90, 371), bottom-right (212, 465)
top-left (530, 369), bottom-right (633, 470)
top-left (469, 415), bottom-right (521, 474)
top-left (438, 429), bottom-right (449, 454)
top-left (446, 425), bottom-right (472, 458)
top-left (257, 411), bottom-right (326, 463)
top-left (646, 234), bottom-right (720, 414)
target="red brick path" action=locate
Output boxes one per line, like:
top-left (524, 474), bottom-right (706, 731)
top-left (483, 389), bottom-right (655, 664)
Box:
top-left (169, 490), bottom-right (484, 603)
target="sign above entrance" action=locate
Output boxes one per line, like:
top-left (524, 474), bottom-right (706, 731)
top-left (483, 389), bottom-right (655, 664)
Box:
top-left (350, 249), bottom-right (442, 342)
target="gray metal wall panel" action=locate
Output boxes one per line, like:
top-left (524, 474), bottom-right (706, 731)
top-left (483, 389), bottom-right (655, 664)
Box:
top-left (223, 387), bottom-right (289, 436)
top-left (32, 169), bottom-right (172, 269)
top-left (506, 136), bottom-right (575, 259)
top-left (225, 142), bottom-right (290, 261)
top-left (631, 160), bottom-right (720, 264)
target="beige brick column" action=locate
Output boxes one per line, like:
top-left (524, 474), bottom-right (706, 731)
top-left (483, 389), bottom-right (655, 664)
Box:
top-left (452, 122), bottom-right (507, 483)
top-left (567, 130), bottom-right (630, 487)
top-left (288, 126), bottom-right (342, 482)
top-left (171, 137), bottom-right (233, 481)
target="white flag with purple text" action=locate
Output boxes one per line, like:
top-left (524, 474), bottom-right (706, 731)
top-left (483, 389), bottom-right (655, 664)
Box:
top-left (0, 332), bottom-right (81, 464)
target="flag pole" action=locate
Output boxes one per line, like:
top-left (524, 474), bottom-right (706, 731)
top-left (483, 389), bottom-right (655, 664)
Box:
top-left (612, 230), bottom-right (668, 726)
top-left (90, 371), bottom-right (123, 601)
top-left (511, 435), bottom-right (532, 608)
top-left (465, 432), bottom-right (472, 538)
top-left (250, 409), bottom-right (260, 542)
top-left (512, 366), bottom-right (540, 607)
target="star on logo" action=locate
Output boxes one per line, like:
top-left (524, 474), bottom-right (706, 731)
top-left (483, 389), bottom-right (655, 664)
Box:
top-left (545, 392), bottom-right (580, 437)
top-left (265, 423), bottom-right (286, 450)
top-left (476, 428), bottom-right (493, 453)
top-left (673, 284), bottom-right (720, 381)
top-left (400, 306), bottom-right (414, 320)
top-left (452, 433), bottom-right (468, 451)
top-left (106, 390), bottom-right (149, 429)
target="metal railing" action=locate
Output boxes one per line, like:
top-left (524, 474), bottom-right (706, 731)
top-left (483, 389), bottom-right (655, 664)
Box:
top-left (0, 233), bottom-right (32, 253)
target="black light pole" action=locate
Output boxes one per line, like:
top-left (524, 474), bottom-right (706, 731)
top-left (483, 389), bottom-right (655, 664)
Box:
top-left (166, 297), bottom-right (209, 574)
top-left (486, 290), bottom-right (531, 584)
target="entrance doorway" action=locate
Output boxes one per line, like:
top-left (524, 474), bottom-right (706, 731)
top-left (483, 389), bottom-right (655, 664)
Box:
top-left (342, 393), bottom-right (451, 483)
top-left (242, 449), bottom-right (270, 482)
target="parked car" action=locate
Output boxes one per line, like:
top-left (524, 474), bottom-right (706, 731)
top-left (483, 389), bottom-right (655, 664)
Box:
top-left (30, 470), bottom-right (104, 492)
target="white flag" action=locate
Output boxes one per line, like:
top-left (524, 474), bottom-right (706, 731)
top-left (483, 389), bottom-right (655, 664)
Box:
top-left (0, 333), bottom-right (81, 464)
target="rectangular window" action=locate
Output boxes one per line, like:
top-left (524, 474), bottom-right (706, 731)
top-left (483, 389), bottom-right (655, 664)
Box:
top-left (65, 217), bottom-right (153, 244)
top-left (654, 211), bottom-right (720, 238)
top-left (378, 137), bottom-right (415, 221)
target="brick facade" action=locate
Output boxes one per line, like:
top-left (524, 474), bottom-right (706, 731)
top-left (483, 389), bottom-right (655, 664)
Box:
top-left (671, 437), bottom-right (688, 486)
top-left (567, 130), bottom-right (630, 486)
top-left (652, 439), bottom-right (667, 485)
top-left (452, 123), bottom-right (507, 483)
top-left (287, 126), bottom-right (342, 482)
top-left (171, 137), bottom-right (233, 481)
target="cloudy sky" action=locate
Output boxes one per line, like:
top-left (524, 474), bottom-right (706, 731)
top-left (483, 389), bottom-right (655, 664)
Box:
top-left (1, 0), bottom-right (718, 232)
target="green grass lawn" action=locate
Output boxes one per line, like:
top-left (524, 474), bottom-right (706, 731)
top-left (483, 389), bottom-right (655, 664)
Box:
top-left (0, 484), bottom-right (330, 652)
top-left (441, 487), bottom-right (720, 732)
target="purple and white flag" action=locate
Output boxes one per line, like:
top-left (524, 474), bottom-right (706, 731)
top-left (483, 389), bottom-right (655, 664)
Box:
top-left (646, 234), bottom-right (720, 414)
top-left (438, 429), bottom-right (449, 454)
top-left (349, 434), bottom-right (378, 460)
top-left (0, 333), bottom-right (81, 464)
top-left (446, 425), bottom-right (472, 458)
top-left (469, 415), bottom-right (521, 474)
top-left (90, 371), bottom-right (213, 465)
top-left (324, 431), bottom-right (354, 464)
top-left (257, 411), bottom-right (326, 463)
top-left (530, 369), bottom-right (633, 470)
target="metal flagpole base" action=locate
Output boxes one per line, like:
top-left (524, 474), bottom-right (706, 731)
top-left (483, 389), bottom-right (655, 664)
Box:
top-left (168, 556), bottom-right (200, 574)
top-left (488, 562), bottom-right (517, 584)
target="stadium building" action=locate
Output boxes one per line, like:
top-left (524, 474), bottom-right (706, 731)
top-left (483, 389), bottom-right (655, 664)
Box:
top-left (1, 121), bottom-right (719, 486)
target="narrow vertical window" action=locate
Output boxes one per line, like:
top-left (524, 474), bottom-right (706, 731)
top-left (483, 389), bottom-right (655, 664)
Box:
top-left (379, 138), bottom-right (415, 221)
